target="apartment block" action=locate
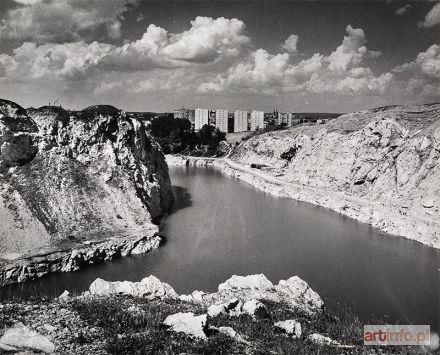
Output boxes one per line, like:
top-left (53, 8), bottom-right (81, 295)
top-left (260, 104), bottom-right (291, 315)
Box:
top-left (216, 109), bottom-right (229, 133)
top-left (250, 110), bottom-right (265, 131)
top-left (234, 110), bottom-right (248, 132)
top-left (194, 108), bottom-right (209, 131)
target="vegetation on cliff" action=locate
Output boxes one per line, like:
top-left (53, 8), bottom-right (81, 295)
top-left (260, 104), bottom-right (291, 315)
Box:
top-left (149, 115), bottom-right (227, 156)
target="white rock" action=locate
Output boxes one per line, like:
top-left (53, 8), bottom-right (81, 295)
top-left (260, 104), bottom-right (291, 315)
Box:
top-left (163, 312), bottom-right (208, 339)
top-left (0, 322), bottom-right (55, 354)
top-left (275, 276), bottom-right (323, 312)
top-left (218, 274), bottom-right (273, 292)
top-left (88, 275), bottom-right (178, 299)
top-left (58, 290), bottom-right (70, 300)
top-left (308, 333), bottom-right (340, 346)
top-left (423, 199), bottom-right (435, 208)
top-left (207, 304), bottom-right (227, 318)
top-left (242, 299), bottom-right (269, 319)
top-left (274, 320), bottom-right (302, 338)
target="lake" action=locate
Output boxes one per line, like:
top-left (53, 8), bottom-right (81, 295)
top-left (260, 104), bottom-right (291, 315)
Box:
top-left (1, 165), bottom-right (439, 331)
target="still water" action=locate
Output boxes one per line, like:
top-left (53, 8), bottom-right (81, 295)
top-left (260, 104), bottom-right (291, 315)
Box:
top-left (1, 166), bottom-right (439, 330)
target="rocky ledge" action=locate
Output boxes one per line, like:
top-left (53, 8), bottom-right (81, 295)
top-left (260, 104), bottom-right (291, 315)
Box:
top-left (167, 103), bottom-right (440, 248)
top-left (0, 99), bottom-right (173, 285)
top-left (0, 273), bottom-right (430, 354)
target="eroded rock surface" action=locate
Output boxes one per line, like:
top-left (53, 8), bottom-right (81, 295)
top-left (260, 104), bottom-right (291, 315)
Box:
top-left (0, 99), bottom-right (173, 285)
top-left (168, 104), bottom-right (440, 247)
top-left (88, 275), bottom-right (178, 299)
top-left (180, 273), bottom-right (323, 315)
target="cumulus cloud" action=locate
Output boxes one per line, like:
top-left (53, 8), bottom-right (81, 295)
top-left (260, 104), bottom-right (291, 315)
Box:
top-left (198, 25), bottom-right (391, 96)
top-left (0, 0), bottom-right (139, 43)
top-left (0, 16), bottom-right (251, 81)
top-left (162, 17), bottom-right (250, 62)
top-left (393, 44), bottom-right (440, 97)
top-left (0, 41), bottom-right (113, 81)
top-left (418, 3), bottom-right (440, 27)
top-left (395, 4), bottom-right (412, 15)
top-left (282, 34), bottom-right (299, 53)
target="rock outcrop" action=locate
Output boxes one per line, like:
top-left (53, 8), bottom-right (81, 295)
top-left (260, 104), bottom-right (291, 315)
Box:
top-left (88, 275), bottom-right (178, 299)
top-left (228, 104), bottom-right (440, 247)
top-left (168, 103), bottom-right (440, 248)
top-left (179, 273), bottom-right (324, 315)
top-left (0, 99), bottom-right (173, 285)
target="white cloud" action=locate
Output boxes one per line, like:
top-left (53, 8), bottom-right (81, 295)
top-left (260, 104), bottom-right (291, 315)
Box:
top-left (0, 41), bottom-right (113, 80)
top-left (198, 25), bottom-right (391, 96)
top-left (1, 0), bottom-right (139, 43)
top-left (393, 44), bottom-right (440, 97)
top-left (0, 16), bottom-right (251, 81)
top-left (162, 17), bottom-right (250, 63)
top-left (282, 34), bottom-right (299, 53)
top-left (13, 0), bottom-right (42, 4)
top-left (418, 3), bottom-right (440, 27)
top-left (395, 4), bottom-right (412, 16)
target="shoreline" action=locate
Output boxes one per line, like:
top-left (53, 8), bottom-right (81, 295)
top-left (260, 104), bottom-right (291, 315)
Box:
top-left (0, 227), bottom-right (161, 287)
top-left (166, 154), bottom-right (440, 250)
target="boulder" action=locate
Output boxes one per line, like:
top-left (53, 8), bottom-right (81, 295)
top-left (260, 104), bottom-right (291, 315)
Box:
top-left (275, 276), bottom-right (324, 312)
top-left (207, 298), bottom-right (241, 318)
top-left (163, 312), bottom-right (208, 340)
top-left (88, 275), bottom-right (178, 299)
top-left (274, 320), bottom-right (302, 338)
top-left (218, 274), bottom-right (273, 292)
top-left (308, 333), bottom-right (340, 346)
top-left (58, 290), bottom-right (70, 300)
top-left (0, 322), bottom-right (55, 354)
top-left (242, 299), bottom-right (269, 319)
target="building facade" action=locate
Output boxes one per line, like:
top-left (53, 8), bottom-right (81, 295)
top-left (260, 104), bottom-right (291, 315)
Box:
top-left (216, 109), bottom-right (229, 133)
top-left (250, 110), bottom-right (265, 131)
top-left (194, 108), bottom-right (209, 131)
top-left (234, 110), bottom-right (248, 132)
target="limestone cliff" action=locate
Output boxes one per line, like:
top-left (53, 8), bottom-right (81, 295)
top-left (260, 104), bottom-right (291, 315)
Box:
top-left (0, 99), bottom-right (173, 281)
top-left (228, 104), bottom-right (440, 247)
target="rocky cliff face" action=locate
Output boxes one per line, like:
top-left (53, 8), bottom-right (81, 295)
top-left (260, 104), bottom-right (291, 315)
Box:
top-left (229, 104), bottom-right (440, 247)
top-left (0, 99), bottom-right (173, 276)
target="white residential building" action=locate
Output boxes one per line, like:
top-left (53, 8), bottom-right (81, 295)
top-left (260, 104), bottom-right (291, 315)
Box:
top-left (234, 110), bottom-right (248, 132)
top-left (216, 109), bottom-right (228, 133)
top-left (194, 108), bottom-right (209, 131)
top-left (250, 110), bottom-right (264, 131)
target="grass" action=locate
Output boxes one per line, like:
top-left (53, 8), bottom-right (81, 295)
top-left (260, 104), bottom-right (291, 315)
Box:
top-left (69, 296), bottom-right (434, 354)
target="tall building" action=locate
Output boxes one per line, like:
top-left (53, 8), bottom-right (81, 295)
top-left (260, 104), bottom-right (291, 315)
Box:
top-left (216, 109), bottom-right (228, 133)
top-left (234, 110), bottom-right (248, 132)
top-left (194, 108), bottom-right (209, 131)
top-left (250, 110), bottom-right (264, 131)
top-left (173, 108), bottom-right (188, 119)
top-left (287, 113), bottom-right (293, 127)
top-left (278, 112), bottom-right (289, 126)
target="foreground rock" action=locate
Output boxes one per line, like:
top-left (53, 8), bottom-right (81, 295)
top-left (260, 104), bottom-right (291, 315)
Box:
top-left (0, 274), bottom-right (395, 354)
top-left (274, 319), bottom-right (302, 338)
top-left (163, 312), bottom-right (208, 339)
top-left (0, 99), bottom-right (174, 285)
top-left (0, 322), bottom-right (55, 354)
top-left (308, 333), bottom-right (341, 346)
top-left (184, 273), bottom-right (323, 315)
top-left (89, 275), bottom-right (178, 299)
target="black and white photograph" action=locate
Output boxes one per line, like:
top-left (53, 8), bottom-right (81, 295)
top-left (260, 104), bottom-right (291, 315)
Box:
top-left (0, 0), bottom-right (439, 353)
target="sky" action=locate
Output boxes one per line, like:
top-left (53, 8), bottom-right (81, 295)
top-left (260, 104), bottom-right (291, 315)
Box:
top-left (0, 0), bottom-right (439, 113)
